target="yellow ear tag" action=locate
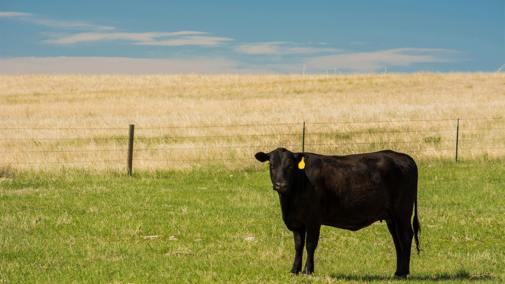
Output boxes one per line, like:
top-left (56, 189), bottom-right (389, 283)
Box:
top-left (298, 157), bottom-right (305, 169)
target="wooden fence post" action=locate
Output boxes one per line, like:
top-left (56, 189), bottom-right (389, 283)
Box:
top-left (455, 118), bottom-right (459, 162)
top-left (128, 124), bottom-right (135, 176)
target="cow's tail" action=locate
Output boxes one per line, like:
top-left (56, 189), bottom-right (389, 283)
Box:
top-left (413, 178), bottom-right (421, 255)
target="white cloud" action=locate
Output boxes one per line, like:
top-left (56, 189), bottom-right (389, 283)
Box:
top-left (0, 57), bottom-right (240, 75)
top-left (27, 18), bottom-right (115, 30)
top-left (44, 31), bottom-right (206, 44)
top-left (0, 11), bottom-right (32, 17)
top-left (2, 11), bottom-right (231, 47)
top-left (305, 48), bottom-right (462, 71)
top-left (45, 32), bottom-right (233, 46)
top-left (133, 36), bottom-right (234, 46)
top-left (235, 42), bottom-right (339, 55)
top-left (0, 10), bottom-right (114, 30)
top-left (234, 43), bottom-right (281, 54)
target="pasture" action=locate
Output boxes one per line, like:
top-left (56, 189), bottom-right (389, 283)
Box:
top-left (0, 73), bottom-right (504, 282)
top-left (1, 73), bottom-right (504, 170)
top-left (1, 161), bottom-right (504, 283)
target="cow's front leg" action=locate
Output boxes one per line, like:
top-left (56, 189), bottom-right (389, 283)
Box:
top-left (302, 224), bottom-right (321, 275)
top-left (290, 229), bottom-right (305, 274)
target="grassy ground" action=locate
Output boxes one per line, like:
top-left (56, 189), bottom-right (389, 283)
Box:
top-left (1, 160), bottom-right (504, 283)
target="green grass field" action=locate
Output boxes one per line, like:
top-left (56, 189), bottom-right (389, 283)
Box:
top-left (1, 160), bottom-right (504, 283)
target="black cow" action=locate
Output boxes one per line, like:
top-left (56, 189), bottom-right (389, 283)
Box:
top-left (255, 148), bottom-right (420, 277)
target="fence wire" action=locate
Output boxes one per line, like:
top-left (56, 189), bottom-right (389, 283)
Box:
top-left (1, 118), bottom-right (504, 169)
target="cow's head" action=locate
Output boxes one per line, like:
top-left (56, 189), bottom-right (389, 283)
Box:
top-left (255, 148), bottom-right (305, 193)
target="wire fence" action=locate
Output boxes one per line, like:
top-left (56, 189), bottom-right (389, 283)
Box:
top-left (1, 118), bottom-right (504, 172)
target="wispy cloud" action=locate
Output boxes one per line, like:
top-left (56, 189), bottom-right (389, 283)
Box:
top-left (0, 10), bottom-right (115, 30)
top-left (234, 42), bottom-right (339, 55)
top-left (305, 48), bottom-right (463, 71)
top-left (0, 11), bottom-right (32, 17)
top-left (133, 36), bottom-right (234, 46)
top-left (45, 32), bottom-right (233, 46)
top-left (1, 11), bottom-right (233, 47)
top-left (123, 35), bottom-right (233, 46)
top-left (44, 31), bottom-right (202, 44)
top-left (0, 57), bottom-right (240, 75)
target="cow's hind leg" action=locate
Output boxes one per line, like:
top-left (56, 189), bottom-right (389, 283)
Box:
top-left (391, 216), bottom-right (414, 277)
top-left (290, 229), bottom-right (305, 274)
top-left (386, 219), bottom-right (403, 277)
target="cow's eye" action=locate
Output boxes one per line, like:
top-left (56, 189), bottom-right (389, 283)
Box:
top-left (289, 164), bottom-right (293, 169)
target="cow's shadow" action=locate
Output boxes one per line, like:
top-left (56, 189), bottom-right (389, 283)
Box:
top-left (328, 270), bottom-right (493, 281)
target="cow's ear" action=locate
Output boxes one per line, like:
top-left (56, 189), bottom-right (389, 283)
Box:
top-left (255, 152), bottom-right (269, 162)
top-left (293, 153), bottom-right (306, 162)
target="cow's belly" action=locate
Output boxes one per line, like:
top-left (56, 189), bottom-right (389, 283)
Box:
top-left (320, 177), bottom-right (392, 230)
top-left (321, 202), bottom-right (391, 231)
top-left (322, 212), bottom-right (389, 231)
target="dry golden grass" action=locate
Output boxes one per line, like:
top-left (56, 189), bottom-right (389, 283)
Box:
top-left (1, 73), bottom-right (504, 170)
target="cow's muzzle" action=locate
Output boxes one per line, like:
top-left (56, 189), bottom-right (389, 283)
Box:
top-left (274, 182), bottom-right (287, 192)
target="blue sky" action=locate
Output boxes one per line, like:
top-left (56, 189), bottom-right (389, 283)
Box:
top-left (0, 0), bottom-right (503, 74)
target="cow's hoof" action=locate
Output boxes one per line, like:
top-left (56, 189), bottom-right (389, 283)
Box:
top-left (290, 268), bottom-right (301, 275)
top-left (393, 274), bottom-right (408, 279)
